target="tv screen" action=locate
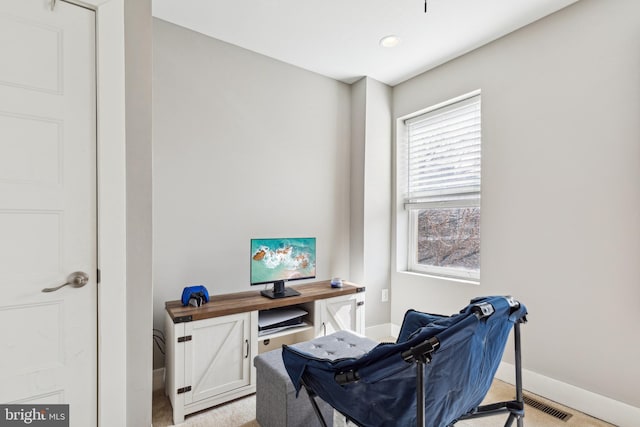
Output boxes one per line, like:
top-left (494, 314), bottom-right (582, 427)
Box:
top-left (250, 238), bottom-right (316, 297)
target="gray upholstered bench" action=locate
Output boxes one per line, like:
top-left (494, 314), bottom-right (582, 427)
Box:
top-left (253, 330), bottom-right (378, 427)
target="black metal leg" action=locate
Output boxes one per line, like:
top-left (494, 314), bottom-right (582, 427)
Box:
top-left (504, 412), bottom-right (517, 427)
top-left (514, 321), bottom-right (524, 427)
top-left (417, 360), bottom-right (425, 427)
top-left (302, 381), bottom-right (329, 427)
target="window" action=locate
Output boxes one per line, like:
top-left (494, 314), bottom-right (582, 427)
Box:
top-left (403, 93), bottom-right (481, 281)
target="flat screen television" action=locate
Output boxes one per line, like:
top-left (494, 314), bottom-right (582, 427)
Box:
top-left (250, 237), bottom-right (316, 299)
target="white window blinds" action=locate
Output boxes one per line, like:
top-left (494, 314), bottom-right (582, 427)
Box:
top-left (405, 94), bottom-right (481, 206)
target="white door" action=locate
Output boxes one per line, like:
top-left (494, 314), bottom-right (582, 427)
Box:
top-left (0, 0), bottom-right (97, 425)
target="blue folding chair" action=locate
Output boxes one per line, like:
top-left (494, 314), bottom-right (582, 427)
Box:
top-left (282, 296), bottom-right (527, 427)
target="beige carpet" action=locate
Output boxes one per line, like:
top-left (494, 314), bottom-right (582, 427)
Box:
top-left (153, 379), bottom-right (614, 426)
top-left (152, 390), bottom-right (258, 427)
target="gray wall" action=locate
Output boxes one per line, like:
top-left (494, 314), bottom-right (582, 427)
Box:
top-left (351, 78), bottom-right (393, 326)
top-left (350, 79), bottom-right (366, 286)
top-left (125, 0), bottom-right (153, 425)
top-left (391, 0), bottom-right (640, 409)
top-left (362, 78), bottom-right (392, 327)
top-left (152, 19), bottom-right (352, 368)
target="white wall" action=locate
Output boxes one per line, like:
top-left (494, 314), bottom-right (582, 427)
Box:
top-left (152, 19), bottom-right (352, 368)
top-left (392, 0), bottom-right (640, 412)
top-left (351, 77), bottom-right (393, 327)
top-left (93, 1), bottom-right (128, 424)
top-left (350, 79), bottom-right (366, 286)
top-left (125, 0), bottom-right (153, 424)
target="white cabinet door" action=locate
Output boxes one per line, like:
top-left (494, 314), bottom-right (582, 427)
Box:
top-left (316, 293), bottom-right (365, 336)
top-left (184, 312), bottom-right (253, 405)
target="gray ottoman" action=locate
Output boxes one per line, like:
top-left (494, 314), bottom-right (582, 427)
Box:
top-left (253, 331), bottom-right (378, 427)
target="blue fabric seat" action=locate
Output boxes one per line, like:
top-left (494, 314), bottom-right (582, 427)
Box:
top-left (282, 296), bottom-right (528, 427)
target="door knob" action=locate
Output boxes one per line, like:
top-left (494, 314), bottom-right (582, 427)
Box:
top-left (42, 271), bottom-right (89, 293)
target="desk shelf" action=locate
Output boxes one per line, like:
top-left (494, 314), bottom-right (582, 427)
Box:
top-left (258, 324), bottom-right (313, 341)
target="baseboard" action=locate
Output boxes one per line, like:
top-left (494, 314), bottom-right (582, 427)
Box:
top-left (390, 323), bottom-right (401, 338)
top-left (152, 368), bottom-right (165, 392)
top-left (365, 323), bottom-right (397, 341)
top-left (496, 362), bottom-right (640, 427)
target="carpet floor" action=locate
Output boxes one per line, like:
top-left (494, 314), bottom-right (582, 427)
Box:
top-left (152, 378), bottom-right (614, 426)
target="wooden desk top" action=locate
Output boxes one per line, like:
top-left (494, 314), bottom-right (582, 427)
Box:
top-left (165, 280), bottom-right (365, 323)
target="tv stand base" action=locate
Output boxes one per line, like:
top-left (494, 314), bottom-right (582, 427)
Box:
top-left (261, 287), bottom-right (301, 299)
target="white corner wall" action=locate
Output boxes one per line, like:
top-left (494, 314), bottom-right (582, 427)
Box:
top-left (92, 0), bottom-right (128, 425)
top-left (391, 0), bottom-right (640, 423)
top-left (350, 79), bottom-right (366, 286)
top-left (350, 77), bottom-right (392, 327)
top-left (362, 78), bottom-right (392, 327)
top-left (125, 0), bottom-right (153, 425)
top-left (152, 19), bottom-right (352, 368)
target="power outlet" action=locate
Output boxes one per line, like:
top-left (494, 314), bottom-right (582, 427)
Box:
top-left (381, 288), bottom-right (389, 302)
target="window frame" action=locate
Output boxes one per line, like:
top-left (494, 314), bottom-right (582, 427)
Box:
top-left (400, 90), bottom-right (482, 283)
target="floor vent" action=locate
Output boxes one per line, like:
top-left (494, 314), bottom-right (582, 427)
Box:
top-left (523, 394), bottom-right (573, 422)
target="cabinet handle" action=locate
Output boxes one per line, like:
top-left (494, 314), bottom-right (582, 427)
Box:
top-left (322, 322), bottom-right (326, 336)
top-left (245, 339), bottom-right (249, 358)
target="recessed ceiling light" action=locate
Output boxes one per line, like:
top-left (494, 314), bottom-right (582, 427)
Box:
top-left (379, 35), bottom-right (400, 48)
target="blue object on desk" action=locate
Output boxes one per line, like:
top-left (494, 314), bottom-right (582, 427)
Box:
top-left (330, 278), bottom-right (343, 288)
top-left (181, 285), bottom-right (210, 307)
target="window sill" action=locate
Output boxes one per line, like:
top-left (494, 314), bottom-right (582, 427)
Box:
top-left (397, 270), bottom-right (480, 286)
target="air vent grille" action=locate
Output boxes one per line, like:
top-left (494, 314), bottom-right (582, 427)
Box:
top-left (523, 394), bottom-right (573, 421)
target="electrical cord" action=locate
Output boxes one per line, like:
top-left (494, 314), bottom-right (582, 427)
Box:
top-left (153, 329), bottom-right (166, 355)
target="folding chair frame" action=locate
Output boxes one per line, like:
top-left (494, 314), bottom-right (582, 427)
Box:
top-left (451, 318), bottom-right (525, 427)
top-left (300, 302), bottom-right (527, 427)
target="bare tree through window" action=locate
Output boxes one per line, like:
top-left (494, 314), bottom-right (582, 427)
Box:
top-left (417, 207), bottom-right (480, 272)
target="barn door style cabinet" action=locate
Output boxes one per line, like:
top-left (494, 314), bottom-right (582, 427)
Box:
top-left (315, 292), bottom-right (365, 337)
top-left (165, 281), bottom-right (365, 424)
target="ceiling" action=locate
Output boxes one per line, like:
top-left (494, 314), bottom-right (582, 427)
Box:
top-left (151, 0), bottom-right (580, 87)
